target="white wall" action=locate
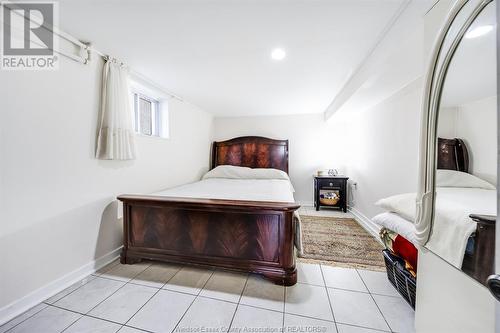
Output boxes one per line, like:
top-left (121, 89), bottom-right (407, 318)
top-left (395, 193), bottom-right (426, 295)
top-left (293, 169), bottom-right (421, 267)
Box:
top-left (213, 113), bottom-right (349, 205)
top-left (321, 0), bottom-right (429, 224)
top-left (457, 96), bottom-right (497, 184)
top-left (324, 0), bottom-right (432, 119)
top-left (437, 106), bottom-right (458, 138)
top-left (336, 79), bottom-right (423, 221)
top-left (212, 78), bottom-right (423, 241)
top-left (438, 96), bottom-right (497, 185)
top-left (0, 54), bottom-right (213, 319)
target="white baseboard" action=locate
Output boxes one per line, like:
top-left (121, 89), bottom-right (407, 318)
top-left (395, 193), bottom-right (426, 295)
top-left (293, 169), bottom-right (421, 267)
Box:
top-left (0, 246), bottom-right (122, 326)
top-left (297, 201), bottom-right (313, 207)
top-left (348, 206), bottom-right (383, 245)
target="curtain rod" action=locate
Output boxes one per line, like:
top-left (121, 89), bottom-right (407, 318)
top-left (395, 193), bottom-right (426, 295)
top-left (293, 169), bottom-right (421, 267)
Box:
top-left (3, 3), bottom-right (184, 102)
top-left (83, 47), bottom-right (184, 102)
top-left (77, 42), bottom-right (186, 102)
top-left (2, 3), bottom-right (88, 63)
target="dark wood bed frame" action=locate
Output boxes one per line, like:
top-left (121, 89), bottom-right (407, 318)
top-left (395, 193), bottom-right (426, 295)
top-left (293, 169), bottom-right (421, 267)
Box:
top-left (438, 138), bottom-right (495, 284)
top-left (118, 136), bottom-right (300, 285)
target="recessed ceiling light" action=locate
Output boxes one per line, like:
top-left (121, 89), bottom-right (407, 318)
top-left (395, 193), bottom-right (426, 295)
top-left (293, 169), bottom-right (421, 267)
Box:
top-left (465, 25), bottom-right (494, 39)
top-left (271, 48), bottom-right (286, 61)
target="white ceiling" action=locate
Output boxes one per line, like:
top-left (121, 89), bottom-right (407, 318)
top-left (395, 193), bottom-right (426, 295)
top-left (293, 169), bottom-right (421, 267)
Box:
top-left (440, 1), bottom-right (496, 108)
top-left (324, 0), bottom-right (437, 119)
top-left (58, 0), bottom-right (404, 117)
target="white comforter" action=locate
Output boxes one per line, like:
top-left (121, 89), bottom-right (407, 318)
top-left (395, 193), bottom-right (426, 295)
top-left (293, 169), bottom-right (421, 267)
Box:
top-left (152, 166), bottom-right (302, 252)
top-left (154, 178), bottom-right (295, 203)
top-left (375, 187), bottom-right (496, 268)
top-left (372, 212), bottom-right (418, 244)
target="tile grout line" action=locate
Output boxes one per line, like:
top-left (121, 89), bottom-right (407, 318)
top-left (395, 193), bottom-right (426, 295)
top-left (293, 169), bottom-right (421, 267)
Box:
top-left (103, 271), bottom-right (399, 300)
top-left (55, 311), bottom-right (83, 333)
top-left (198, 293), bottom-right (283, 313)
top-left (355, 269), bottom-right (393, 332)
top-left (4, 261), bottom-right (401, 333)
top-left (167, 269), bottom-right (216, 333)
top-left (46, 260), bottom-right (144, 312)
top-left (282, 281), bottom-right (286, 330)
top-left (6, 265), bottom-right (264, 333)
top-left (6, 261), bottom-right (120, 333)
top-left (227, 273), bottom-right (250, 332)
top-left (81, 312), bottom-right (155, 333)
top-left (2, 304), bottom-right (49, 333)
top-left (323, 285), bottom-right (402, 298)
top-left (195, 270), bottom-right (215, 297)
top-left (157, 264), bottom-right (185, 290)
top-left (283, 295), bottom-right (394, 327)
top-left (72, 276), bottom-right (283, 315)
top-left (119, 326), bottom-right (152, 333)
top-left (336, 322), bottom-right (392, 333)
top-left (46, 303), bottom-right (89, 316)
top-left (90, 274), bottom-right (137, 284)
top-left (49, 301), bottom-right (353, 333)
top-left (122, 264), bottom-right (185, 327)
top-left (319, 264), bottom-right (339, 333)
top-left (89, 259), bottom-right (120, 279)
top-left (282, 312), bottom-right (337, 324)
top-left (45, 302), bottom-right (155, 333)
top-left (118, 325), bottom-right (152, 333)
top-left (59, 313), bottom-right (86, 333)
top-left (35, 262), bottom-right (393, 318)
top-left (82, 262), bottom-right (152, 317)
top-left (44, 275), bottom-right (97, 306)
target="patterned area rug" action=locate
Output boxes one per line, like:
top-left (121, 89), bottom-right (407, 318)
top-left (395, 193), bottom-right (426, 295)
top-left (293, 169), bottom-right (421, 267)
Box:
top-left (298, 215), bottom-right (385, 271)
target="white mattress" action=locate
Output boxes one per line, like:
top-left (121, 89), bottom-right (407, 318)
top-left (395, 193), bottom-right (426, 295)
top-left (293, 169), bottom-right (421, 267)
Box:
top-left (154, 178), bottom-right (296, 203)
top-left (153, 177), bottom-right (302, 253)
top-left (372, 212), bottom-right (418, 245)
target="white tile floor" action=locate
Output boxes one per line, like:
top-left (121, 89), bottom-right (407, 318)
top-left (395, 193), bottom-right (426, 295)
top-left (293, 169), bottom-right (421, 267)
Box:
top-left (1, 208), bottom-right (414, 333)
top-left (0, 260), bottom-right (415, 333)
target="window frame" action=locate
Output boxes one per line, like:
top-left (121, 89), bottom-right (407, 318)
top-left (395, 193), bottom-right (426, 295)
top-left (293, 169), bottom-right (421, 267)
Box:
top-left (132, 91), bottom-right (161, 137)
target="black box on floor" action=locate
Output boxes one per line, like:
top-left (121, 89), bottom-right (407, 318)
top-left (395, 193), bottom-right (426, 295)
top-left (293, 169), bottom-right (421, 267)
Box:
top-left (382, 250), bottom-right (416, 309)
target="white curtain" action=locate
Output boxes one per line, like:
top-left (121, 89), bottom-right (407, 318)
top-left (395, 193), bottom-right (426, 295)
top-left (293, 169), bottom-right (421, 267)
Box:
top-left (95, 59), bottom-right (136, 160)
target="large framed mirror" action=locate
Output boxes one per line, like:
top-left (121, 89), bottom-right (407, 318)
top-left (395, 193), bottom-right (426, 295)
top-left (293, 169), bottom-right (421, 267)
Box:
top-left (416, 0), bottom-right (496, 285)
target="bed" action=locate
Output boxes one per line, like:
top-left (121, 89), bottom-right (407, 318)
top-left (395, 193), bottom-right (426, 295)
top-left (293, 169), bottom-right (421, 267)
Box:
top-left (118, 136), bottom-right (300, 285)
top-left (373, 138), bottom-right (496, 284)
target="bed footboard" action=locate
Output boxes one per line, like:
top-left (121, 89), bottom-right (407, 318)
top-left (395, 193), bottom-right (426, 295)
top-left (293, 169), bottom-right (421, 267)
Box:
top-left (117, 195), bottom-right (300, 285)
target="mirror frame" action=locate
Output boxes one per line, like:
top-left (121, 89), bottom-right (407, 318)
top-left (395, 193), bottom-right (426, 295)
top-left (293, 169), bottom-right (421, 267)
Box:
top-left (415, 0), bottom-right (494, 245)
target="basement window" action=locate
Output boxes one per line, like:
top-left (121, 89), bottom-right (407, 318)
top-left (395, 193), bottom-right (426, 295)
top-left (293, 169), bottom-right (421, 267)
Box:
top-left (132, 92), bottom-right (168, 138)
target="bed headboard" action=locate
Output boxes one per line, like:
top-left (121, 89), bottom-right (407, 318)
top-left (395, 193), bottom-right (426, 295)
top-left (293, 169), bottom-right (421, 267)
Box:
top-left (211, 136), bottom-right (289, 173)
top-left (437, 137), bottom-right (469, 173)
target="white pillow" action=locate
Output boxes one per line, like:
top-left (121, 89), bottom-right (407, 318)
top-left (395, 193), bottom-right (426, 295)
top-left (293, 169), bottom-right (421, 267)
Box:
top-left (436, 169), bottom-right (496, 190)
top-left (375, 193), bottom-right (417, 222)
top-left (203, 165), bottom-right (290, 181)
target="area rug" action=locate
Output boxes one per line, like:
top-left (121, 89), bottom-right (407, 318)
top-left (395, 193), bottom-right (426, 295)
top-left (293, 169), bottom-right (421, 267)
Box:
top-left (298, 215), bottom-right (385, 271)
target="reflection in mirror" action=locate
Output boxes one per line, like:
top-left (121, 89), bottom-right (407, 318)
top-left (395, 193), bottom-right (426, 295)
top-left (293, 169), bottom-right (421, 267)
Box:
top-left (433, 1), bottom-right (496, 285)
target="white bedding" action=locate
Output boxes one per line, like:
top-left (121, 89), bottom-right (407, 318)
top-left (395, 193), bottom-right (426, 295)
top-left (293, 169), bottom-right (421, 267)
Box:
top-left (152, 166), bottom-right (302, 252)
top-left (154, 178), bottom-right (295, 203)
top-left (202, 165), bottom-right (292, 183)
top-left (375, 187), bottom-right (496, 268)
top-left (372, 212), bottom-right (418, 245)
